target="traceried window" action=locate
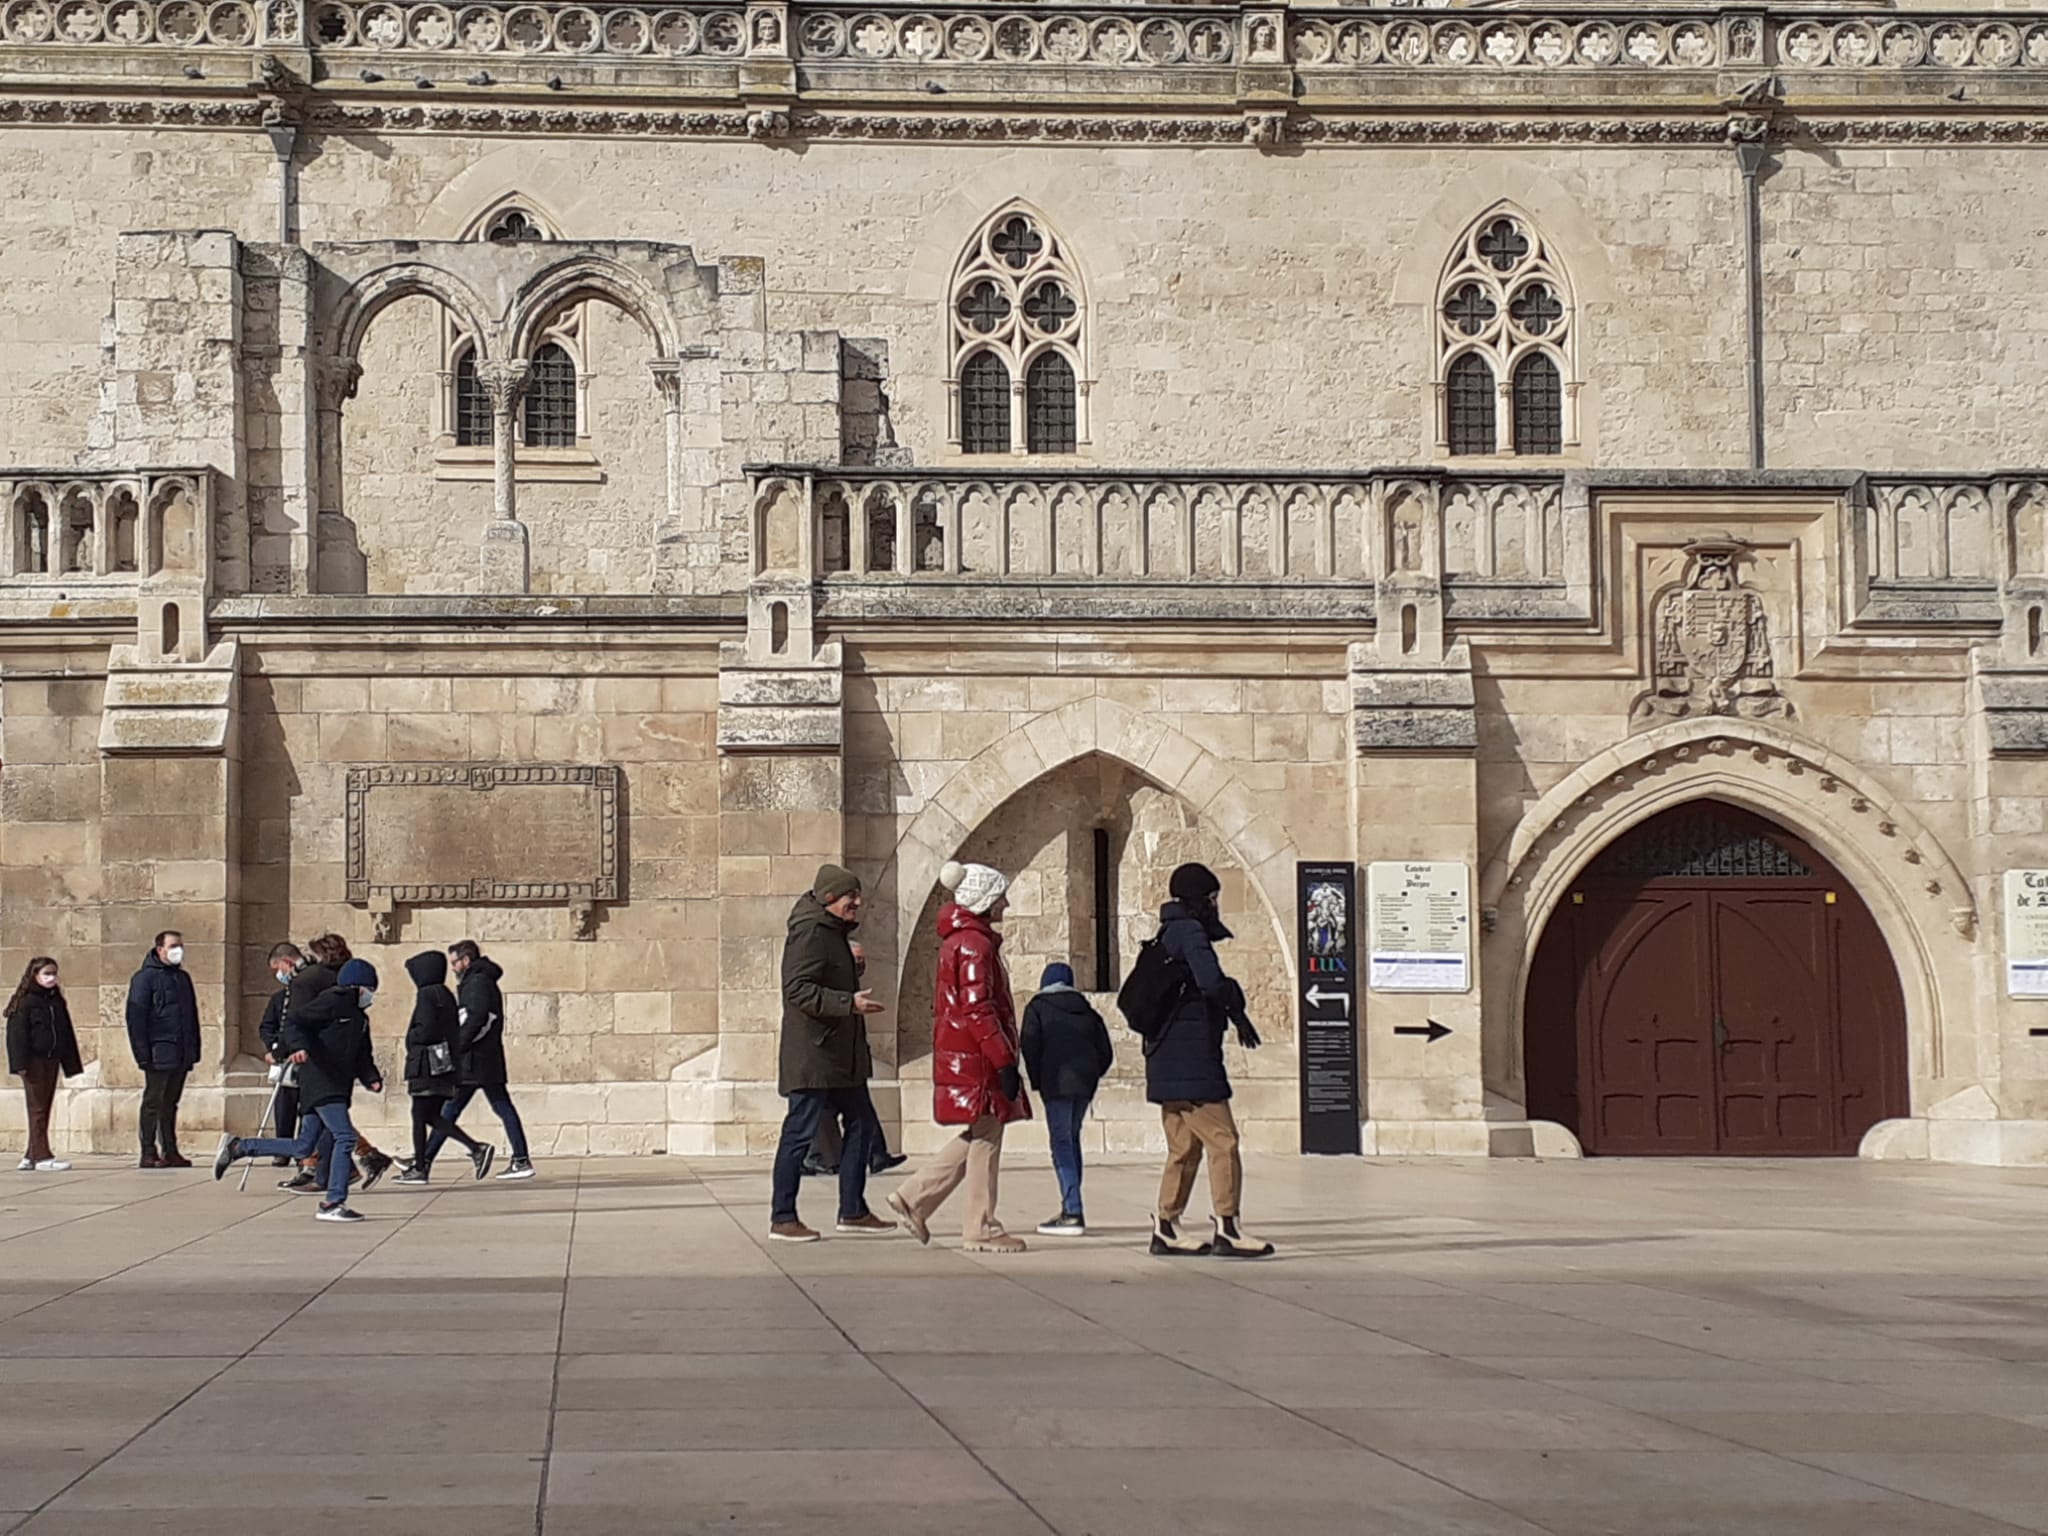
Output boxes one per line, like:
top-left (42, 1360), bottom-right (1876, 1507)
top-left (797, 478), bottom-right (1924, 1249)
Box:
top-left (1435, 208), bottom-right (1576, 458)
top-left (523, 343), bottom-right (578, 448)
top-left (484, 208), bottom-right (544, 244)
top-left (453, 346), bottom-right (493, 446)
top-left (948, 206), bottom-right (1087, 454)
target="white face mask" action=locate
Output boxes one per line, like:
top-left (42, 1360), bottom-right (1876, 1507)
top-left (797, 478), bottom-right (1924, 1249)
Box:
top-left (35, 972), bottom-right (56, 989)
top-left (164, 946), bottom-right (185, 966)
top-left (357, 987), bottom-right (377, 1009)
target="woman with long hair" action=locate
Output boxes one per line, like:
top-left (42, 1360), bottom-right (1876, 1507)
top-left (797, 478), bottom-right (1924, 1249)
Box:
top-left (5, 957), bottom-right (84, 1171)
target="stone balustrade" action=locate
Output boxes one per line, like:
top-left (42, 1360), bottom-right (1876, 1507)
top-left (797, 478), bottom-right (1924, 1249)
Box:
top-left (4, 0), bottom-right (2047, 79)
top-left (0, 468), bottom-right (209, 586)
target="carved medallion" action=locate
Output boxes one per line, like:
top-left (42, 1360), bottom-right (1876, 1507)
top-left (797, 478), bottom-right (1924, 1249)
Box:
top-left (1638, 536), bottom-right (1787, 720)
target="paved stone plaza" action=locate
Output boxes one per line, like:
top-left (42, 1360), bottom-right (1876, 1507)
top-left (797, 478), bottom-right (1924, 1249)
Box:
top-left (1, 1155), bottom-right (2046, 1535)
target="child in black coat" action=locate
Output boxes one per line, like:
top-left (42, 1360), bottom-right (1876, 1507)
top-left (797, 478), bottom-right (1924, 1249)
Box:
top-left (1020, 962), bottom-right (1113, 1236)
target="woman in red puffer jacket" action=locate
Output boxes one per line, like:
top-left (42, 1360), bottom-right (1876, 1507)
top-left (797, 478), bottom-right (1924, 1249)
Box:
top-left (887, 860), bottom-right (1033, 1253)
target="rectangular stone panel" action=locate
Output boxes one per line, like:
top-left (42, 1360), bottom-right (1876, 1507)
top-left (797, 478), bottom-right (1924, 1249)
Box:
top-left (346, 764), bottom-right (621, 904)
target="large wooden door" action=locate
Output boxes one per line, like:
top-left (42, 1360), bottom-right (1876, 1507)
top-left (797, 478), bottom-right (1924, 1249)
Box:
top-left (1524, 802), bottom-right (1907, 1156)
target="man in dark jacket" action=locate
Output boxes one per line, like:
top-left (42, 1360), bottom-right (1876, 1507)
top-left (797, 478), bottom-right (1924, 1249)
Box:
top-left (1144, 864), bottom-right (1273, 1259)
top-left (768, 864), bottom-right (895, 1242)
top-left (394, 950), bottom-right (494, 1185)
top-left (1022, 961), bottom-right (1113, 1236)
top-left (274, 935), bottom-right (395, 1194)
top-left (216, 958), bottom-right (385, 1222)
top-left (126, 930), bottom-right (202, 1168)
top-left (421, 941), bottom-right (534, 1180)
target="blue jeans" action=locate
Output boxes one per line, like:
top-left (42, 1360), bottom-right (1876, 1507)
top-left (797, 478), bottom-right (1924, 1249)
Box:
top-left (771, 1087), bottom-right (875, 1225)
top-left (1044, 1095), bottom-right (1090, 1216)
top-left (240, 1102), bottom-right (358, 1206)
top-left (424, 1084), bottom-right (528, 1164)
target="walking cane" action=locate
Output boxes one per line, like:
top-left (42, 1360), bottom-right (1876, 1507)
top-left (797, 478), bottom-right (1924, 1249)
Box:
top-left (237, 1071), bottom-right (285, 1194)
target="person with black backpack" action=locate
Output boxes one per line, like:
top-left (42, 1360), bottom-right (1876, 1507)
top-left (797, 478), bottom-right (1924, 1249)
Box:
top-left (1129, 863), bottom-right (1274, 1258)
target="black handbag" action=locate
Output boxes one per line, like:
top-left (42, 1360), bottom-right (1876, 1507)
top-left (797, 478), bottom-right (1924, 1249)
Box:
top-left (427, 1041), bottom-right (455, 1077)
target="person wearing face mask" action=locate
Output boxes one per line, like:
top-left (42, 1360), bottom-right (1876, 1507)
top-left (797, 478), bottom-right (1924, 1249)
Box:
top-left (392, 949), bottom-right (494, 1186)
top-left (274, 935), bottom-right (395, 1195)
top-left (126, 930), bottom-right (202, 1169)
top-left (6, 957), bottom-right (83, 1172)
top-left (257, 942), bottom-right (305, 1166)
top-left (216, 958), bottom-right (385, 1223)
top-left (421, 941), bottom-right (535, 1180)
top-left (888, 860), bottom-right (1033, 1254)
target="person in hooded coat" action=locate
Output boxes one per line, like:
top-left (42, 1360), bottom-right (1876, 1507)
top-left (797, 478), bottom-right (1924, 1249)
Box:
top-left (1145, 863), bottom-right (1274, 1259)
top-left (217, 958), bottom-right (385, 1223)
top-left (277, 935), bottom-right (395, 1194)
top-left (1021, 960), bottom-right (1113, 1236)
top-left (6, 956), bottom-right (84, 1171)
top-left (394, 950), bottom-right (494, 1185)
top-left (423, 941), bottom-right (535, 1180)
top-left (887, 861), bottom-right (1032, 1254)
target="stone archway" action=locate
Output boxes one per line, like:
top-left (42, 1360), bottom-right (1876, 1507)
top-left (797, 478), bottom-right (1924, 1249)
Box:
top-left (880, 694), bottom-right (1305, 1007)
top-left (1481, 717), bottom-right (1977, 1132)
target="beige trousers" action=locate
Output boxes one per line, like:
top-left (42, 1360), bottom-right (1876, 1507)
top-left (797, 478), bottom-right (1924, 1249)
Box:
top-left (897, 1115), bottom-right (1007, 1240)
top-left (1157, 1100), bottom-right (1243, 1222)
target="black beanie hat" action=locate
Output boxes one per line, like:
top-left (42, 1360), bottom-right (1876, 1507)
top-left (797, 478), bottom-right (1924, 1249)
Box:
top-left (1169, 862), bottom-right (1222, 906)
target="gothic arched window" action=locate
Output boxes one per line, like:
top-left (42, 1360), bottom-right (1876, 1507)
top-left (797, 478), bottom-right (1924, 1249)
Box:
top-left (1436, 208), bottom-right (1576, 458)
top-left (484, 207), bottom-right (544, 244)
top-left (453, 346), bottom-right (492, 446)
top-left (960, 351), bottom-right (1012, 456)
top-left (949, 206), bottom-right (1086, 454)
top-left (523, 342), bottom-right (578, 448)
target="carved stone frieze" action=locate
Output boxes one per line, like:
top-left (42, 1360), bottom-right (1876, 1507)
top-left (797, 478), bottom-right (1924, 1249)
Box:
top-left (344, 762), bottom-right (622, 904)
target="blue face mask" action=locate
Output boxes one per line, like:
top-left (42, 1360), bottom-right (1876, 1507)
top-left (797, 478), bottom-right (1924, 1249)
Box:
top-left (357, 987), bottom-right (377, 1009)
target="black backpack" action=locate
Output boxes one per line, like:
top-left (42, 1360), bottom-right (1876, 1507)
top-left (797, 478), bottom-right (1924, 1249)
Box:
top-left (1117, 937), bottom-right (1190, 1044)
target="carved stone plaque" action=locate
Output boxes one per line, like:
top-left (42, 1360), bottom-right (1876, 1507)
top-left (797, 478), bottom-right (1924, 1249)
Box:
top-left (345, 764), bottom-right (621, 905)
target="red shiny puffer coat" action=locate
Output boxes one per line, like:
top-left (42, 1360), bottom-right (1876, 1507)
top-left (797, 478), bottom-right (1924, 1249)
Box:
top-left (931, 903), bottom-right (1032, 1127)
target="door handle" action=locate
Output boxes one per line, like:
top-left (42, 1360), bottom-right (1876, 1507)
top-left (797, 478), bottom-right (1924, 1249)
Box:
top-left (1713, 1014), bottom-right (1727, 1050)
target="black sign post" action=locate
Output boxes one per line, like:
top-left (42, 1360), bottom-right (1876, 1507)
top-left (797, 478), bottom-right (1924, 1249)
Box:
top-left (1297, 861), bottom-right (1361, 1155)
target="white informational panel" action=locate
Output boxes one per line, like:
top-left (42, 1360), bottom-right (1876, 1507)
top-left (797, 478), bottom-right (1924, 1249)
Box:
top-left (2004, 870), bottom-right (2048, 998)
top-left (1367, 860), bottom-right (1471, 993)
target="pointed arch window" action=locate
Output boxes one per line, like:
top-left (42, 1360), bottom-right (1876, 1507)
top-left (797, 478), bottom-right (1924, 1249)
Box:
top-left (1435, 209), bottom-right (1577, 458)
top-left (949, 206), bottom-right (1087, 454)
top-left (960, 352), bottom-right (1012, 456)
top-left (453, 345), bottom-right (493, 446)
top-left (523, 342), bottom-right (578, 448)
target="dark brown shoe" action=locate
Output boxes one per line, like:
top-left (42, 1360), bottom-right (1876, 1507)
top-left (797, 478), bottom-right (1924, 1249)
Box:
top-left (138, 1154), bottom-right (165, 1169)
top-left (835, 1212), bottom-right (898, 1237)
top-left (767, 1221), bottom-right (820, 1244)
top-left (160, 1152), bottom-right (193, 1169)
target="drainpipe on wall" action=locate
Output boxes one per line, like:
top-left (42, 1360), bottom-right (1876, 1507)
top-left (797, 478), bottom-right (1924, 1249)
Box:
top-left (1736, 139), bottom-right (1771, 471)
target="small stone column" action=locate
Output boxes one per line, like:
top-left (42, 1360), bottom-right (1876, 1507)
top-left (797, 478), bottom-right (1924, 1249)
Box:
top-left (310, 356), bottom-right (363, 593)
top-left (476, 358), bottom-right (531, 592)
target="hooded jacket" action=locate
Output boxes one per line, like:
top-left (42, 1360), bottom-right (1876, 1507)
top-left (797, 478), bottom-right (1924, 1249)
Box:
top-left (931, 903), bottom-right (1030, 1127)
top-left (282, 984), bottom-right (383, 1111)
top-left (403, 950), bottom-right (463, 1098)
top-left (778, 892), bottom-right (871, 1093)
top-left (451, 956), bottom-right (509, 1087)
top-left (7, 986), bottom-right (83, 1078)
top-left (124, 950), bottom-right (201, 1073)
top-left (1143, 900), bottom-right (1237, 1104)
top-left (1021, 984), bottom-right (1113, 1102)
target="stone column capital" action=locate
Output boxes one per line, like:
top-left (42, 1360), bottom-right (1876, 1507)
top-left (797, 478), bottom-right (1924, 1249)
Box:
top-left (475, 357), bottom-right (531, 414)
top-left (648, 357), bottom-right (683, 409)
top-left (313, 355), bottom-right (362, 412)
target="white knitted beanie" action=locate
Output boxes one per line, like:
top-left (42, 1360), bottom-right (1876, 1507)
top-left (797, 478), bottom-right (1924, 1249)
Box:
top-left (939, 860), bottom-right (1008, 916)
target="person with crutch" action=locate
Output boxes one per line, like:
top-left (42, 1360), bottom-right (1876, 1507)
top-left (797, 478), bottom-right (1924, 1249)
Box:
top-left (257, 943), bottom-right (304, 1168)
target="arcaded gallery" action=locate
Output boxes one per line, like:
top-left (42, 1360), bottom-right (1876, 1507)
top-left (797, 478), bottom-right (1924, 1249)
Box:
top-left (3, 0), bottom-right (2048, 1166)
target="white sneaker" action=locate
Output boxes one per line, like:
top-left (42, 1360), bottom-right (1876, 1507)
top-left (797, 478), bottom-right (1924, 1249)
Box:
top-left (33, 1159), bottom-right (71, 1172)
top-left (15, 1157), bottom-right (32, 1171)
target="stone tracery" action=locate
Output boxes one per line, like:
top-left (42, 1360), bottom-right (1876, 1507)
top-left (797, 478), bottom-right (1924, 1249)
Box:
top-left (947, 204), bottom-right (1087, 455)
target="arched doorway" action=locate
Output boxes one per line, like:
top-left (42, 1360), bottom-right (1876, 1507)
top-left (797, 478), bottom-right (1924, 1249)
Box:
top-left (1524, 801), bottom-right (1908, 1155)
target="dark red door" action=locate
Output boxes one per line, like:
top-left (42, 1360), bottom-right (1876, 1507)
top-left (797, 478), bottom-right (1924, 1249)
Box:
top-left (1524, 802), bottom-right (1907, 1156)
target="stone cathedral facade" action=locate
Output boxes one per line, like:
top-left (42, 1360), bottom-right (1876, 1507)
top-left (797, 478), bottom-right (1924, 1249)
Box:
top-left (6, 0), bottom-right (2048, 1165)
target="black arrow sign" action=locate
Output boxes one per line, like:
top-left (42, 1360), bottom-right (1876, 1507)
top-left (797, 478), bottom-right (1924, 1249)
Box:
top-left (1394, 1021), bottom-right (1453, 1043)
top-left (2032, 1028), bottom-right (2048, 1038)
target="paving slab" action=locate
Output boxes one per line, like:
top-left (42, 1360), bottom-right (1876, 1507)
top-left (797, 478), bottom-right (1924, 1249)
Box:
top-left (0, 1153), bottom-right (2042, 1534)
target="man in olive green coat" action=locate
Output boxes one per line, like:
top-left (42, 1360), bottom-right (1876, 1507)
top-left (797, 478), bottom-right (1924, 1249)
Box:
top-left (768, 865), bottom-right (895, 1242)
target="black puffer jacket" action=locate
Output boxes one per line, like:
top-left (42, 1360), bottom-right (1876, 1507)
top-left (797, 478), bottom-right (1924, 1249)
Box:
top-left (1142, 901), bottom-right (1236, 1105)
top-left (7, 988), bottom-right (83, 1078)
top-left (1021, 986), bottom-right (1114, 1101)
top-left (404, 951), bottom-right (462, 1098)
top-left (124, 951), bottom-right (201, 1072)
top-left (455, 957), bottom-right (509, 1088)
top-left (282, 984), bottom-right (383, 1111)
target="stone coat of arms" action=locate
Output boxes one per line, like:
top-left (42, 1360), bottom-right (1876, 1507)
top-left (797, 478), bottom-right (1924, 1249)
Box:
top-left (1639, 536), bottom-right (1788, 719)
